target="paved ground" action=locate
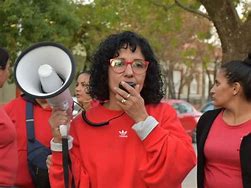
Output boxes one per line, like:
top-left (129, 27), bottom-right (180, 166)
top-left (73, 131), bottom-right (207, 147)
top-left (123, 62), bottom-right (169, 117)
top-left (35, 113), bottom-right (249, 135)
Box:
top-left (182, 144), bottom-right (197, 188)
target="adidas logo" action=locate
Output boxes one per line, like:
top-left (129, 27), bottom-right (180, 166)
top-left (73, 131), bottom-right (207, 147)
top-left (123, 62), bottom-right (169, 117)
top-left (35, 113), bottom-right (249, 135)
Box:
top-left (119, 130), bottom-right (128, 138)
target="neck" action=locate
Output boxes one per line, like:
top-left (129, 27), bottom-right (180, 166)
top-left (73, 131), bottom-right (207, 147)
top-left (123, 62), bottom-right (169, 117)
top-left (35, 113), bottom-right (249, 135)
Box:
top-left (35, 99), bottom-right (50, 109)
top-left (103, 94), bottom-right (123, 111)
top-left (81, 102), bottom-right (91, 111)
top-left (223, 101), bottom-right (251, 125)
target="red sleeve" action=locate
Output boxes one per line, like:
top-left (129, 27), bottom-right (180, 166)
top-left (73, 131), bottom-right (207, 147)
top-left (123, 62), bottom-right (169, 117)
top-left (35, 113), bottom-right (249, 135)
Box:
top-left (3, 97), bottom-right (23, 125)
top-left (140, 104), bottom-right (196, 188)
top-left (3, 99), bottom-right (16, 118)
top-left (49, 152), bottom-right (67, 188)
top-left (69, 130), bottom-right (90, 188)
top-left (49, 122), bottom-right (90, 188)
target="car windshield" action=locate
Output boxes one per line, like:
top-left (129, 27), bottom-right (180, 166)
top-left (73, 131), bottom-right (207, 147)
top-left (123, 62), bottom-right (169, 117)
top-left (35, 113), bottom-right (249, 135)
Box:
top-left (200, 102), bottom-right (214, 113)
top-left (172, 102), bottom-right (193, 114)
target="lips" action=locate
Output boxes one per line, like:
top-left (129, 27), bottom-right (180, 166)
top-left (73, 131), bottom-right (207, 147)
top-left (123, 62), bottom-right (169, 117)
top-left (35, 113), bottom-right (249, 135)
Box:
top-left (75, 94), bottom-right (81, 98)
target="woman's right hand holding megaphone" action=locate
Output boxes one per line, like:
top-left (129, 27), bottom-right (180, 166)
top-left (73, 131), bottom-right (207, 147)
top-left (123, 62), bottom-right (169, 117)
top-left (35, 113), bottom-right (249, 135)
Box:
top-left (49, 109), bottom-right (71, 143)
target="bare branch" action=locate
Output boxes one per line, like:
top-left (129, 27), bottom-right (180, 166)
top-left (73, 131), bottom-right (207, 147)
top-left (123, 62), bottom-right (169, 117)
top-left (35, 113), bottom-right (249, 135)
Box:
top-left (150, 0), bottom-right (176, 11)
top-left (174, 0), bottom-right (211, 21)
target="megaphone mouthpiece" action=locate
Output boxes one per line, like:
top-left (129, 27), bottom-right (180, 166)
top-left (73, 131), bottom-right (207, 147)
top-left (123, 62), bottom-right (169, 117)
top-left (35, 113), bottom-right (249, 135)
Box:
top-left (38, 64), bottom-right (63, 93)
top-left (38, 64), bottom-right (54, 78)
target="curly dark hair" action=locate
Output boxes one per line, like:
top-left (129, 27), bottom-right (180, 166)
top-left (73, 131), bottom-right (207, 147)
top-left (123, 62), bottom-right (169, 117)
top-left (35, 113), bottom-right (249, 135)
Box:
top-left (89, 31), bottom-right (165, 104)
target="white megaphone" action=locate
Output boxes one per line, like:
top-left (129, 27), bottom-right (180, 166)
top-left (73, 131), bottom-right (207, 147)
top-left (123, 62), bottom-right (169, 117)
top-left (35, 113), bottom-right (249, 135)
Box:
top-left (14, 42), bottom-right (76, 137)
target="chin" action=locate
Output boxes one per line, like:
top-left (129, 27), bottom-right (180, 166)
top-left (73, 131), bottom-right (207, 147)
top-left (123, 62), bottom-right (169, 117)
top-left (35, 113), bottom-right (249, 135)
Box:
top-left (213, 102), bottom-right (223, 109)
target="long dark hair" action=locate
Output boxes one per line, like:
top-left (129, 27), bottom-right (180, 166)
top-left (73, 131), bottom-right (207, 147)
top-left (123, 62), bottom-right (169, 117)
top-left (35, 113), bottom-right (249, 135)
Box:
top-left (89, 31), bottom-right (165, 104)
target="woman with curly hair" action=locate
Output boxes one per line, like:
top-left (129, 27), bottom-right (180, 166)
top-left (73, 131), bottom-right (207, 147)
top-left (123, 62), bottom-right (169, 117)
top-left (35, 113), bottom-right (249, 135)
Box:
top-left (49, 31), bottom-right (196, 188)
top-left (74, 71), bottom-right (99, 114)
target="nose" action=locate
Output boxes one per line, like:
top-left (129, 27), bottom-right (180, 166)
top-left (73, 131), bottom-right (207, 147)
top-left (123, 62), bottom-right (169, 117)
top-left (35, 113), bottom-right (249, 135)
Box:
top-left (210, 85), bottom-right (215, 95)
top-left (124, 64), bottom-right (133, 76)
top-left (75, 84), bottom-right (81, 92)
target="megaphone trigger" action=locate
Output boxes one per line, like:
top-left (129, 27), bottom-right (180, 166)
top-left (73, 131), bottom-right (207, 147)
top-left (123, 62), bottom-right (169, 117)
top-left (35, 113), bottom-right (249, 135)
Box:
top-left (59, 124), bottom-right (68, 138)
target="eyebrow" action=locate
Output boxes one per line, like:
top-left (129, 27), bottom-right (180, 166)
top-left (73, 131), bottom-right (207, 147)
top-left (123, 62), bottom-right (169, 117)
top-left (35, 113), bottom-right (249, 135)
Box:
top-left (80, 82), bottom-right (89, 86)
top-left (115, 57), bottom-right (145, 61)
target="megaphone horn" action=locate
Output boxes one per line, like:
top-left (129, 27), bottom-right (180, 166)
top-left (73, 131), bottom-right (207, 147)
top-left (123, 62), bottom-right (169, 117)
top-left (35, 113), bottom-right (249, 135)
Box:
top-left (14, 41), bottom-right (76, 101)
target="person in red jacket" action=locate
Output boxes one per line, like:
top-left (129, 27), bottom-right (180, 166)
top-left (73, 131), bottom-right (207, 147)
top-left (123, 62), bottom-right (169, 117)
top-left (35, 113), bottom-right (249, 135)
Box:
top-left (49, 31), bottom-right (196, 188)
top-left (4, 96), bottom-right (53, 188)
top-left (0, 47), bottom-right (18, 187)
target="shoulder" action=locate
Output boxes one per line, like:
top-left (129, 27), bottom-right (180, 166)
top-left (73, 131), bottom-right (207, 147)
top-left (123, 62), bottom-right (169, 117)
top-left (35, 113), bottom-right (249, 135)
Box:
top-left (4, 97), bottom-right (25, 110)
top-left (146, 102), bottom-right (178, 124)
top-left (0, 107), bottom-right (13, 125)
top-left (72, 104), bottom-right (102, 124)
top-left (90, 100), bottom-right (100, 108)
top-left (199, 108), bottom-right (222, 122)
top-left (0, 107), bottom-right (7, 119)
top-left (146, 101), bottom-right (177, 114)
top-left (197, 108), bottom-right (222, 131)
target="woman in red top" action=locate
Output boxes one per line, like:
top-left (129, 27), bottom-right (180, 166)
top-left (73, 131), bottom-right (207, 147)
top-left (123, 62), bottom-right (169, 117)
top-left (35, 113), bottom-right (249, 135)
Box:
top-left (49, 31), bottom-right (196, 188)
top-left (196, 54), bottom-right (251, 188)
top-left (4, 97), bottom-right (53, 188)
top-left (0, 47), bottom-right (18, 187)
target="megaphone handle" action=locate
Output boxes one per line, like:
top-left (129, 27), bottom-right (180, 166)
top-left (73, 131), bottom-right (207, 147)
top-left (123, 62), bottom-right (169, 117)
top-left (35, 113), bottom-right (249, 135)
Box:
top-left (59, 124), bottom-right (68, 137)
top-left (62, 137), bottom-right (69, 188)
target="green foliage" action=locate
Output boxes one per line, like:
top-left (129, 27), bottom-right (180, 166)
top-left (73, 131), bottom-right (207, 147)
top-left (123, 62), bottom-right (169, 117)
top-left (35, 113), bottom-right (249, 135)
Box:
top-left (0, 0), bottom-right (80, 60)
top-left (73, 0), bottom-right (197, 63)
top-left (0, 0), bottom-right (217, 83)
top-left (197, 31), bottom-right (211, 40)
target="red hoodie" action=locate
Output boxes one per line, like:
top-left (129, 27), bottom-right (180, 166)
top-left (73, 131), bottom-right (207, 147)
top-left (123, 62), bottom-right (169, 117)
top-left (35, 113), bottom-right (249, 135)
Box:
top-left (4, 97), bottom-right (53, 188)
top-left (0, 107), bottom-right (18, 186)
top-left (49, 102), bottom-right (196, 188)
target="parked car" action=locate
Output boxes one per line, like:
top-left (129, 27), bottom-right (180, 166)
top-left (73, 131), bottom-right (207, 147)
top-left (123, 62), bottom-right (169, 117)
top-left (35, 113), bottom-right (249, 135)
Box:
top-left (164, 99), bottom-right (202, 143)
top-left (200, 101), bottom-right (215, 113)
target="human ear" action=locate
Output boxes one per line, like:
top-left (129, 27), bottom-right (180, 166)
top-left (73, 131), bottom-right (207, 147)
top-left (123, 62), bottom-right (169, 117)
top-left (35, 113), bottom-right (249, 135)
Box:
top-left (233, 82), bottom-right (241, 95)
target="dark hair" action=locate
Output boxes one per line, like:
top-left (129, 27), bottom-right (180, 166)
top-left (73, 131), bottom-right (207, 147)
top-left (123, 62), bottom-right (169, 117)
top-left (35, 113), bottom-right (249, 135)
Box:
top-left (221, 53), bottom-right (251, 101)
top-left (76, 70), bottom-right (91, 80)
top-left (89, 31), bottom-right (165, 104)
top-left (0, 47), bottom-right (9, 70)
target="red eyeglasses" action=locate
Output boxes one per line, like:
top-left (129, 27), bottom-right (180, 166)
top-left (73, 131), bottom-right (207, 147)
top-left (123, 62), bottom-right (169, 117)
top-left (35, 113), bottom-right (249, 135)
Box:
top-left (109, 58), bottom-right (149, 74)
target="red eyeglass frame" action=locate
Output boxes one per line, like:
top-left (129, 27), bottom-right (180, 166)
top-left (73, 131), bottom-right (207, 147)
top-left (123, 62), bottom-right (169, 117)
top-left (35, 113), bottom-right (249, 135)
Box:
top-left (109, 58), bottom-right (149, 74)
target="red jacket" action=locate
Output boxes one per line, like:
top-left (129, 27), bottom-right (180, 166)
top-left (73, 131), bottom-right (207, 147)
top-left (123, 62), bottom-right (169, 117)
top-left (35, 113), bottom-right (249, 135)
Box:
top-left (50, 102), bottom-right (196, 188)
top-left (0, 107), bottom-right (18, 186)
top-left (4, 97), bottom-right (53, 188)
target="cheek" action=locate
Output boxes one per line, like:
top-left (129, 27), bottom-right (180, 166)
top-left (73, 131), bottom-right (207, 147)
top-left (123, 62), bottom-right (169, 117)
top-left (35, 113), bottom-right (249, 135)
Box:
top-left (108, 68), bottom-right (121, 87)
top-left (215, 86), bottom-right (233, 101)
top-left (136, 75), bottom-right (146, 90)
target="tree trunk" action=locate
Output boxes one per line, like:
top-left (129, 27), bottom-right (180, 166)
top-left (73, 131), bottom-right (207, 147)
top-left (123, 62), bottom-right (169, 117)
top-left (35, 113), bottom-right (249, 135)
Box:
top-left (199, 0), bottom-right (251, 62)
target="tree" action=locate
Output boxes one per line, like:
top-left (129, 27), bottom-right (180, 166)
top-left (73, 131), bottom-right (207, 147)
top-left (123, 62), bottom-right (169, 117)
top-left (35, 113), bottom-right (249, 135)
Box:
top-left (0, 0), bottom-right (218, 102)
top-left (0, 0), bottom-right (81, 73)
top-left (174, 0), bottom-right (251, 62)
